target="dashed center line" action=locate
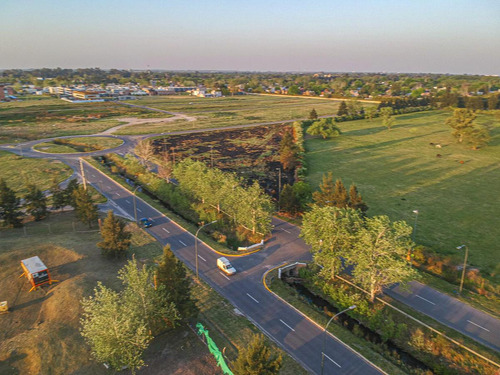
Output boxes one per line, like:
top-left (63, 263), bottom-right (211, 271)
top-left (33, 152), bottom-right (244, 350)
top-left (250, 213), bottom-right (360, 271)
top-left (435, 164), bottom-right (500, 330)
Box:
top-left (415, 295), bottom-right (436, 305)
top-left (279, 319), bottom-right (295, 332)
top-left (467, 320), bottom-right (490, 332)
top-left (116, 192), bottom-right (120, 196)
top-left (162, 228), bottom-right (170, 234)
top-left (322, 353), bottom-right (342, 368)
top-left (136, 208), bottom-right (142, 212)
top-left (125, 200), bottom-right (131, 204)
top-left (281, 228), bottom-right (291, 234)
top-left (246, 293), bottom-right (259, 304)
top-left (219, 272), bottom-right (230, 281)
top-left (198, 255), bottom-right (206, 262)
top-left (179, 240), bottom-right (187, 246)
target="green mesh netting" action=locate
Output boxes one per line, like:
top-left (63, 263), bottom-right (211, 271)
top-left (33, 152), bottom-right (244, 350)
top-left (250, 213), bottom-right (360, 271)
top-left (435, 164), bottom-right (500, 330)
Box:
top-left (196, 322), bottom-right (233, 375)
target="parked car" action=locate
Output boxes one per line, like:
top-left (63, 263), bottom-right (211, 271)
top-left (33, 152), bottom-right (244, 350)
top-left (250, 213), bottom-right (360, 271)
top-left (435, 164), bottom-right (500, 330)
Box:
top-left (217, 257), bottom-right (236, 275)
top-left (139, 217), bottom-right (153, 228)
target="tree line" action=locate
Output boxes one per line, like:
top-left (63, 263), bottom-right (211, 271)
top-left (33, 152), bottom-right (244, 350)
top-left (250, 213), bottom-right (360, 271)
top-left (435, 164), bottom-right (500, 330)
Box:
top-left (0, 178), bottom-right (98, 228)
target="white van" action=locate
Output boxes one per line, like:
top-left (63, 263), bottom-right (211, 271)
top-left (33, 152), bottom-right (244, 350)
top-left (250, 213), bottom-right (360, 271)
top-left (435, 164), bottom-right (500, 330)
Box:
top-left (217, 257), bottom-right (236, 275)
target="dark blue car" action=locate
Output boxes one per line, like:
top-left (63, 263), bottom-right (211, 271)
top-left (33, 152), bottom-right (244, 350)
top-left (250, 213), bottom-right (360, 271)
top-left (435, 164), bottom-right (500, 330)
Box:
top-left (140, 218), bottom-right (153, 228)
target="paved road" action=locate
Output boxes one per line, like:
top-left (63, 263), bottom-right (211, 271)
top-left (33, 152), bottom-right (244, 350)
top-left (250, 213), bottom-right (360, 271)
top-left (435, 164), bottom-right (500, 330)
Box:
top-left (386, 282), bottom-right (500, 352)
top-left (72, 158), bottom-right (384, 375)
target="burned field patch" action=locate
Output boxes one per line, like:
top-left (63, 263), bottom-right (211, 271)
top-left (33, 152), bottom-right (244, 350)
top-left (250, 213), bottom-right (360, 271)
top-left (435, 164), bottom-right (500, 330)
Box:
top-left (152, 124), bottom-right (293, 196)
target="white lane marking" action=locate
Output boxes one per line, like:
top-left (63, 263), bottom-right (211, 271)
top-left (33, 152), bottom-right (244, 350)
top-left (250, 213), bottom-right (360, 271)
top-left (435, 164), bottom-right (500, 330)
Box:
top-left (162, 228), bottom-right (170, 233)
top-left (415, 295), bottom-right (436, 305)
top-left (322, 353), bottom-right (342, 368)
top-left (91, 174), bottom-right (96, 177)
top-left (116, 192), bottom-right (120, 196)
top-left (137, 208), bottom-right (142, 212)
top-left (467, 320), bottom-right (491, 332)
top-left (281, 228), bottom-right (291, 234)
top-left (279, 319), bottom-right (295, 332)
top-left (219, 272), bottom-right (230, 281)
top-left (246, 293), bottom-right (259, 304)
top-left (198, 255), bottom-right (206, 262)
top-left (179, 240), bottom-right (187, 246)
top-left (125, 200), bottom-right (131, 204)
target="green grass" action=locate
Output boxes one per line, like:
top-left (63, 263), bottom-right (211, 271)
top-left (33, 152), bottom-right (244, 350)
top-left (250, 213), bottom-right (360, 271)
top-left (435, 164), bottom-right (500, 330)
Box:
top-left (33, 136), bottom-right (124, 153)
top-left (116, 95), bottom-right (378, 135)
top-left (0, 98), bottom-right (166, 143)
top-left (305, 110), bottom-right (500, 273)
top-left (0, 150), bottom-right (72, 195)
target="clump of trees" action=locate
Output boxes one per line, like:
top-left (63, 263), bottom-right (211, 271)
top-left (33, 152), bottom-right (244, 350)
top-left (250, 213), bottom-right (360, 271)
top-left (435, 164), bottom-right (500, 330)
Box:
top-left (0, 178), bottom-right (23, 227)
top-left (380, 107), bottom-right (395, 130)
top-left (81, 252), bottom-right (193, 373)
top-left (306, 118), bottom-right (341, 139)
top-left (312, 172), bottom-right (368, 214)
top-left (233, 333), bottom-right (282, 375)
top-left (301, 206), bottom-right (418, 301)
top-left (446, 108), bottom-right (491, 149)
top-left (98, 211), bottom-right (132, 257)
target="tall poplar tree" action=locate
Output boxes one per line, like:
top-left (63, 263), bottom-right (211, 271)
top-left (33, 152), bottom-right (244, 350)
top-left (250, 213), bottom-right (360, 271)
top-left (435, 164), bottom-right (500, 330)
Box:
top-left (74, 186), bottom-right (98, 228)
top-left (98, 210), bottom-right (131, 257)
top-left (337, 100), bottom-right (348, 116)
top-left (0, 178), bottom-right (23, 227)
top-left (24, 183), bottom-right (48, 221)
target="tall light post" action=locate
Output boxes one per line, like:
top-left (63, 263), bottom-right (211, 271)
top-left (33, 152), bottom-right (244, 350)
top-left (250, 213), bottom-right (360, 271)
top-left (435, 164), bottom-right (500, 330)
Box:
top-left (276, 167), bottom-right (282, 212)
top-left (133, 185), bottom-right (141, 224)
top-left (321, 305), bottom-right (356, 375)
top-left (457, 244), bottom-right (469, 294)
top-left (195, 220), bottom-right (217, 280)
top-left (412, 210), bottom-right (419, 242)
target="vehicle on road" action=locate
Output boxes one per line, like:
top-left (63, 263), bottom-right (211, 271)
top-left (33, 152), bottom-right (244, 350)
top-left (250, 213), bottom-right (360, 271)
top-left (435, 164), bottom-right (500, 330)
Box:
top-left (217, 257), bottom-right (236, 275)
top-left (139, 217), bottom-right (153, 228)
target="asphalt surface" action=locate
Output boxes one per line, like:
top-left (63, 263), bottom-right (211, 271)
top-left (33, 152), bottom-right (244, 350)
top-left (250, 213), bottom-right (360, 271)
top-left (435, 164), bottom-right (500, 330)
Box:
top-left (74, 158), bottom-right (384, 375)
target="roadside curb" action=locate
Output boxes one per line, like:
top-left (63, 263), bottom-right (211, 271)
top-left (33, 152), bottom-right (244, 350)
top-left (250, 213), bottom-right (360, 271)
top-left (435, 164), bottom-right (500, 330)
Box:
top-left (262, 264), bottom-right (389, 375)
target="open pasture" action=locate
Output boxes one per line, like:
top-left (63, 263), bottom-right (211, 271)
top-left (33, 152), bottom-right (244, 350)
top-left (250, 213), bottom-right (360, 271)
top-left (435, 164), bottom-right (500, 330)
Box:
top-left (305, 110), bottom-right (500, 273)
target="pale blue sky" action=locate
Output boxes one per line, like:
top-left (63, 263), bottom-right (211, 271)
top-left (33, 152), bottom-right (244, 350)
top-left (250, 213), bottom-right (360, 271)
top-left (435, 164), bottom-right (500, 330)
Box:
top-left (1, 0), bottom-right (499, 74)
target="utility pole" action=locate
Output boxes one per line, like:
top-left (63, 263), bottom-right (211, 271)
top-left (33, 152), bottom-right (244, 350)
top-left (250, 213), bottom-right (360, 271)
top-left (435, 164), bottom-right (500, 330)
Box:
top-left (79, 158), bottom-right (87, 190)
top-left (195, 220), bottom-right (217, 280)
top-left (457, 245), bottom-right (469, 294)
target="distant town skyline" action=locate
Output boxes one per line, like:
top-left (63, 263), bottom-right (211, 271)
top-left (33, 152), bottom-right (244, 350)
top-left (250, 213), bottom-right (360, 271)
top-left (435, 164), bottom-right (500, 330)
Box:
top-left (2, 0), bottom-right (499, 75)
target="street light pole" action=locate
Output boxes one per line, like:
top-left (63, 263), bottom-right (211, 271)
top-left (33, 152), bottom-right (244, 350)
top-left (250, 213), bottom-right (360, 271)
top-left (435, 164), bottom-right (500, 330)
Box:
top-left (195, 220), bottom-right (217, 280)
top-left (412, 210), bottom-right (419, 242)
top-left (276, 167), bottom-right (282, 211)
top-left (320, 305), bottom-right (356, 375)
top-left (457, 245), bottom-right (469, 294)
top-left (133, 185), bottom-right (141, 223)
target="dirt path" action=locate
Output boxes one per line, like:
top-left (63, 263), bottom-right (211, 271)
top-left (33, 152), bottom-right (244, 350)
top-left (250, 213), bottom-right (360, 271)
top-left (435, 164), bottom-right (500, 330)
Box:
top-left (99, 114), bottom-right (196, 135)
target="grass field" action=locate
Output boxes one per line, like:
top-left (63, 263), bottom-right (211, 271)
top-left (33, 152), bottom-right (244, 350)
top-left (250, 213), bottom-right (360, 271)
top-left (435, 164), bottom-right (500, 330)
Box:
top-left (116, 95), bottom-right (377, 135)
top-left (0, 97), bottom-right (166, 143)
top-left (305, 110), bottom-right (500, 274)
top-left (34, 136), bottom-right (124, 153)
top-left (0, 151), bottom-right (72, 195)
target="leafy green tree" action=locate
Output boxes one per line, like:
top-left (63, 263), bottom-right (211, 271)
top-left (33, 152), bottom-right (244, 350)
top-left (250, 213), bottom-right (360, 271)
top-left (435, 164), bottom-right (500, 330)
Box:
top-left (309, 108), bottom-right (318, 120)
top-left (348, 183), bottom-right (368, 214)
top-left (119, 259), bottom-right (179, 335)
top-left (238, 182), bottom-right (273, 236)
top-left (348, 215), bottom-right (418, 301)
top-left (301, 206), bottom-right (363, 279)
top-left (332, 179), bottom-right (349, 208)
top-left (233, 333), bottom-right (282, 375)
top-left (380, 107), bottom-right (395, 130)
top-left (279, 128), bottom-right (298, 170)
top-left (288, 85), bottom-right (300, 95)
top-left (365, 106), bottom-right (377, 121)
top-left (337, 101), bottom-right (348, 116)
top-left (64, 178), bottom-right (79, 207)
top-left (279, 184), bottom-right (299, 214)
top-left (446, 108), bottom-right (482, 144)
top-left (306, 118), bottom-right (341, 139)
top-left (50, 178), bottom-right (66, 211)
top-left (0, 179), bottom-right (23, 227)
top-left (135, 140), bottom-right (154, 169)
top-left (292, 181), bottom-right (312, 212)
top-left (488, 94), bottom-right (498, 110)
top-left (312, 172), bottom-right (336, 206)
top-left (463, 126), bottom-right (491, 150)
top-left (156, 244), bottom-right (198, 319)
top-left (74, 186), bottom-right (98, 228)
top-left (80, 282), bottom-right (152, 374)
top-left (24, 183), bottom-right (48, 221)
top-left (347, 99), bottom-right (362, 116)
top-left (98, 210), bottom-right (131, 257)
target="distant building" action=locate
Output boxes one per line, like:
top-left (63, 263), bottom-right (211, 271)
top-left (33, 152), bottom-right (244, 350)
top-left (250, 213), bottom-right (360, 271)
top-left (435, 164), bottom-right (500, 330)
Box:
top-left (73, 91), bottom-right (101, 100)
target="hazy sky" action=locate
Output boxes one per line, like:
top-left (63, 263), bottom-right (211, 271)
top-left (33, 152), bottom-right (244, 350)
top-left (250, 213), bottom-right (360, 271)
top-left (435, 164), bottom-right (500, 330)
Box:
top-left (2, 0), bottom-right (499, 74)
